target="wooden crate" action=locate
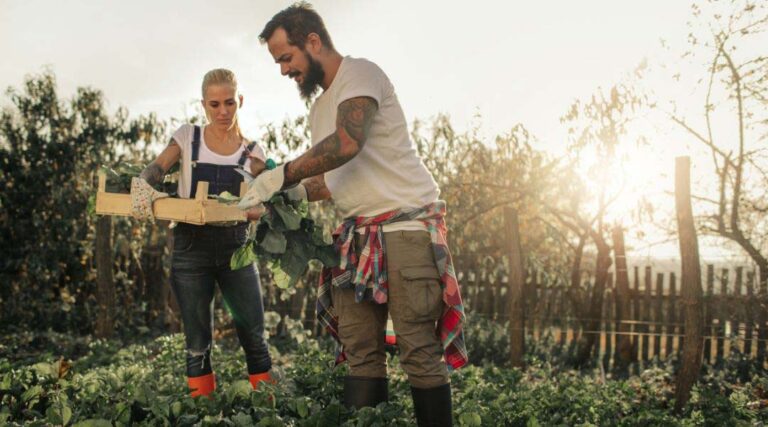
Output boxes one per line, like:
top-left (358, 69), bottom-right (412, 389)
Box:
top-left (95, 172), bottom-right (248, 224)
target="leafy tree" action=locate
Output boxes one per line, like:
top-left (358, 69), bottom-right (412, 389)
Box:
top-left (0, 71), bottom-right (165, 332)
top-left (412, 115), bottom-right (574, 317)
top-left (555, 80), bottom-right (646, 367)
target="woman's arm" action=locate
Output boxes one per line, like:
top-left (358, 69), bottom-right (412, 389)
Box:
top-left (140, 139), bottom-right (182, 186)
top-left (249, 157), bottom-right (267, 176)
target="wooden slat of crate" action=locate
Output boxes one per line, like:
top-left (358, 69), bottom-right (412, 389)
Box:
top-left (95, 172), bottom-right (248, 225)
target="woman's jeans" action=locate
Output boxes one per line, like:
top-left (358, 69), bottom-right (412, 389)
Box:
top-left (171, 222), bottom-right (271, 377)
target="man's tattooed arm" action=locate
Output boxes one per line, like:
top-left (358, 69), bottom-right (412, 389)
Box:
top-left (140, 139), bottom-right (181, 186)
top-left (283, 96), bottom-right (378, 187)
top-left (303, 175), bottom-right (331, 202)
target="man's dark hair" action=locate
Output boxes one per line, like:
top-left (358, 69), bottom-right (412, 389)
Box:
top-left (259, 2), bottom-right (335, 50)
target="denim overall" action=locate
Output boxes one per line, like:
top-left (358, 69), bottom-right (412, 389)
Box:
top-left (171, 126), bottom-right (271, 377)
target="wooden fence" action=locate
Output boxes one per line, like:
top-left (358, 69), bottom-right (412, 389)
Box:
top-left (255, 263), bottom-right (766, 368)
top-left (461, 264), bottom-right (767, 368)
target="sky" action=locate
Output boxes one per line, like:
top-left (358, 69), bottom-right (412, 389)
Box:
top-left (0, 0), bottom-right (693, 142)
top-left (0, 0), bottom-right (759, 264)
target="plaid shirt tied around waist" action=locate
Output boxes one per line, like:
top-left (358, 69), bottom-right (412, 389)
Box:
top-left (316, 201), bottom-right (468, 370)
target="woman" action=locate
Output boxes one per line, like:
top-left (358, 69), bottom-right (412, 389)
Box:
top-left (130, 68), bottom-right (272, 398)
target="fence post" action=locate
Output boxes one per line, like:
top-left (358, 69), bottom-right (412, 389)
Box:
top-left (164, 227), bottom-right (181, 333)
top-left (704, 264), bottom-right (714, 364)
top-left (734, 267), bottom-right (744, 357)
top-left (655, 273), bottom-right (664, 359)
top-left (674, 156), bottom-right (704, 414)
top-left (667, 273), bottom-right (677, 358)
top-left (632, 266), bottom-right (640, 363)
top-left (574, 239), bottom-right (611, 367)
top-left (95, 215), bottom-right (115, 339)
top-left (642, 266), bottom-right (652, 362)
top-left (612, 226), bottom-right (634, 370)
top-left (603, 273), bottom-right (614, 371)
top-left (144, 223), bottom-right (171, 329)
top-left (757, 267), bottom-right (767, 367)
top-left (504, 207), bottom-right (526, 368)
top-left (745, 270), bottom-right (755, 357)
top-left (716, 268), bottom-right (728, 363)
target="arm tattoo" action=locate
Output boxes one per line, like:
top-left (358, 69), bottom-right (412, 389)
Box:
top-left (140, 139), bottom-right (178, 185)
top-left (337, 96), bottom-right (378, 147)
top-left (249, 157), bottom-right (267, 176)
top-left (140, 163), bottom-right (165, 186)
top-left (284, 96), bottom-right (377, 186)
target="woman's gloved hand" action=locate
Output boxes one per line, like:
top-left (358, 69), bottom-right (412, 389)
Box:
top-left (130, 177), bottom-right (169, 221)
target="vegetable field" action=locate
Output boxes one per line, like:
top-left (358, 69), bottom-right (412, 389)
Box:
top-left (2, 319), bottom-right (767, 426)
top-left (2, 0), bottom-right (768, 425)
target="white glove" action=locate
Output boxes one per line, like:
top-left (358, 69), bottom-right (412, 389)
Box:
top-left (238, 164), bottom-right (286, 210)
top-left (284, 184), bottom-right (307, 202)
top-left (130, 177), bottom-right (169, 221)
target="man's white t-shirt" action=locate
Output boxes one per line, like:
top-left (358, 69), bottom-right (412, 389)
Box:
top-left (171, 124), bottom-right (265, 199)
top-left (308, 57), bottom-right (439, 231)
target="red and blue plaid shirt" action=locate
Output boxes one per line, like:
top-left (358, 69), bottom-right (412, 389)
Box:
top-left (316, 201), bottom-right (468, 370)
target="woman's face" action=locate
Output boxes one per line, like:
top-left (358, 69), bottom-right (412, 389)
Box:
top-left (202, 83), bottom-right (243, 132)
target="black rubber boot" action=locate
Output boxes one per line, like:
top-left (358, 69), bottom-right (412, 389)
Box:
top-left (343, 376), bottom-right (388, 409)
top-left (411, 383), bottom-right (453, 427)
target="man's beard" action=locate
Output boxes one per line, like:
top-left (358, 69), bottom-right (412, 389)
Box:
top-left (297, 51), bottom-right (325, 101)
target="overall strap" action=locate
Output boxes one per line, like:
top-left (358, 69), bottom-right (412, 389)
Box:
top-left (238, 141), bottom-right (256, 167)
top-left (191, 125), bottom-right (201, 164)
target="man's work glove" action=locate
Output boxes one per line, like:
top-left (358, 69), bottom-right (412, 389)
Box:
top-left (238, 164), bottom-right (286, 210)
top-left (284, 184), bottom-right (307, 202)
top-left (131, 177), bottom-right (169, 221)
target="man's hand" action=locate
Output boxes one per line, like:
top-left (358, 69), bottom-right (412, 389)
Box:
top-left (131, 177), bottom-right (170, 221)
top-left (245, 204), bottom-right (266, 221)
top-left (238, 164), bottom-right (286, 210)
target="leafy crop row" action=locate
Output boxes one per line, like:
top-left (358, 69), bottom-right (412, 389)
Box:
top-left (1, 318), bottom-right (766, 426)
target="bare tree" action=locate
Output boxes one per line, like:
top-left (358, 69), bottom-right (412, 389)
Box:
top-left (667, 0), bottom-right (768, 364)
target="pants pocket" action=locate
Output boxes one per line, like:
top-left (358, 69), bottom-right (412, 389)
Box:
top-left (399, 265), bottom-right (443, 323)
top-left (173, 231), bottom-right (195, 253)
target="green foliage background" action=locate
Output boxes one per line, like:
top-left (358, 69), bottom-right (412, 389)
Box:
top-left (0, 71), bottom-right (167, 333)
top-left (3, 13), bottom-right (767, 419)
top-left (0, 71), bottom-right (571, 336)
top-left (1, 320), bottom-right (766, 426)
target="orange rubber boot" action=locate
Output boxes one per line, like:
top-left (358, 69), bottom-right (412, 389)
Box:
top-left (249, 372), bottom-right (273, 390)
top-left (188, 373), bottom-right (216, 398)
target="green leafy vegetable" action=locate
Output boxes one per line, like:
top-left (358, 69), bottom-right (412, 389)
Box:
top-left (230, 193), bottom-right (339, 288)
top-left (262, 230), bottom-right (288, 254)
top-left (230, 245), bottom-right (258, 270)
top-left (271, 196), bottom-right (302, 230)
top-left (215, 191), bottom-right (241, 205)
top-left (100, 163), bottom-right (177, 195)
